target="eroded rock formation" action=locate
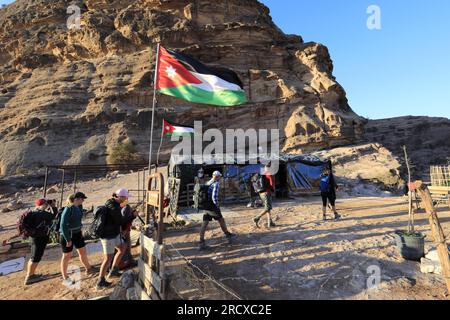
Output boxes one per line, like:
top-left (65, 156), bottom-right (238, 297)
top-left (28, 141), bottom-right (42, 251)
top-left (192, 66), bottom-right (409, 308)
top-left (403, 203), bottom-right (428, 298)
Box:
top-left (0, 0), bottom-right (365, 176)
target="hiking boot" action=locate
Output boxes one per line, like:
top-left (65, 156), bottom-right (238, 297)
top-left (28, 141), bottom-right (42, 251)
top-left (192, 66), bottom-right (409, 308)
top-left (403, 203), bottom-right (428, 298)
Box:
top-left (108, 267), bottom-right (122, 279)
top-left (24, 274), bottom-right (44, 285)
top-left (199, 240), bottom-right (209, 251)
top-left (225, 233), bottom-right (237, 244)
top-left (253, 217), bottom-right (261, 228)
top-left (62, 278), bottom-right (75, 287)
top-left (96, 278), bottom-right (112, 290)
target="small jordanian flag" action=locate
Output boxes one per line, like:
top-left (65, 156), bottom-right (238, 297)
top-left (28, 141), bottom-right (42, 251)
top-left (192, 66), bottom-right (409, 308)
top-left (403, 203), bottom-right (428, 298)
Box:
top-left (156, 46), bottom-right (247, 107)
top-left (163, 119), bottom-right (194, 136)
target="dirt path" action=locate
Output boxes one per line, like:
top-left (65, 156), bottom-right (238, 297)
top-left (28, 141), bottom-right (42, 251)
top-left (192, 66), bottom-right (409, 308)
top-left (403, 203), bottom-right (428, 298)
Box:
top-left (1, 171), bottom-right (449, 300)
top-left (165, 196), bottom-right (450, 300)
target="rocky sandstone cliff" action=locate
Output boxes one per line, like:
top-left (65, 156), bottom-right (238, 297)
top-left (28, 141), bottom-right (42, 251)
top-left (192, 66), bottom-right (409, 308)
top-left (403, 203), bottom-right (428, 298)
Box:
top-left (0, 0), bottom-right (365, 176)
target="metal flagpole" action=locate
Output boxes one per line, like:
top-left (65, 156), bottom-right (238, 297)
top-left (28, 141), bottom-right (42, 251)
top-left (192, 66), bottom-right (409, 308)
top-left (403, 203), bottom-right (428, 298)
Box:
top-left (156, 120), bottom-right (165, 166)
top-left (148, 43), bottom-right (161, 174)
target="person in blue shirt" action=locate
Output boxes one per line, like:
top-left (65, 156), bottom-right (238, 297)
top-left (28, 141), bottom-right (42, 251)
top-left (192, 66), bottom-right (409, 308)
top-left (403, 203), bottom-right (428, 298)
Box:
top-left (199, 171), bottom-right (236, 250)
top-left (59, 192), bottom-right (95, 287)
top-left (320, 169), bottom-right (341, 221)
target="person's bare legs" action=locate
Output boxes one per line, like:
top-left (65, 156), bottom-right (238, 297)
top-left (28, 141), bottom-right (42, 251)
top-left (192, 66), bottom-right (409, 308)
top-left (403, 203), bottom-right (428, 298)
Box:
top-left (99, 254), bottom-right (114, 280)
top-left (61, 252), bottom-right (71, 279)
top-left (76, 247), bottom-right (91, 271)
top-left (111, 245), bottom-right (125, 269)
top-left (26, 261), bottom-right (38, 277)
top-left (218, 218), bottom-right (230, 234)
top-left (200, 221), bottom-right (209, 241)
top-left (266, 211), bottom-right (272, 228)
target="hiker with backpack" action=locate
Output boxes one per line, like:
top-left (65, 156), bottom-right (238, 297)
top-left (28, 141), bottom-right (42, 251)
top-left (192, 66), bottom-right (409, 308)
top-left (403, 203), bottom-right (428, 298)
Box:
top-left (21, 199), bottom-right (57, 285)
top-left (252, 165), bottom-right (276, 229)
top-left (319, 169), bottom-right (341, 221)
top-left (117, 202), bottom-right (139, 270)
top-left (96, 188), bottom-right (128, 289)
top-left (60, 192), bottom-right (95, 287)
top-left (197, 171), bottom-right (236, 250)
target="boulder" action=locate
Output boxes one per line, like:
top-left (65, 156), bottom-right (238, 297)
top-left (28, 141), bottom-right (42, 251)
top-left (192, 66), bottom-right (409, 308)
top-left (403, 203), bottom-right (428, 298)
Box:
top-left (6, 200), bottom-right (24, 211)
top-left (109, 270), bottom-right (135, 300)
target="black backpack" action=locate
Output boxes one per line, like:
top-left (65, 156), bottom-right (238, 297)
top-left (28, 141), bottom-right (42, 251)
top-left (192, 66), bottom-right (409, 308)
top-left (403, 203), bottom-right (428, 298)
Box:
top-left (50, 207), bottom-right (65, 234)
top-left (252, 174), bottom-right (268, 193)
top-left (194, 184), bottom-right (214, 211)
top-left (89, 206), bottom-right (108, 239)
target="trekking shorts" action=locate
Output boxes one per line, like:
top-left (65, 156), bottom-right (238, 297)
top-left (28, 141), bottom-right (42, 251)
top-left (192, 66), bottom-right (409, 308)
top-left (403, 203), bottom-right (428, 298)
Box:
top-left (61, 231), bottom-right (86, 253)
top-left (259, 192), bottom-right (273, 211)
top-left (321, 192), bottom-right (336, 207)
top-left (30, 236), bottom-right (49, 263)
top-left (203, 207), bottom-right (223, 222)
top-left (101, 235), bottom-right (124, 255)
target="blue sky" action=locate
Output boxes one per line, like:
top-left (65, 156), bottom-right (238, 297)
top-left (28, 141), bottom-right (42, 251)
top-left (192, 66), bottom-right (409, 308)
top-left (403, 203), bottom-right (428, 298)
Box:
top-left (1, 0), bottom-right (449, 119)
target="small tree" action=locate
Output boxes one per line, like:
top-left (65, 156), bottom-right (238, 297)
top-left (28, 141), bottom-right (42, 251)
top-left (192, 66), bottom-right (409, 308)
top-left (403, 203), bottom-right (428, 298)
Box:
top-left (107, 141), bottom-right (143, 165)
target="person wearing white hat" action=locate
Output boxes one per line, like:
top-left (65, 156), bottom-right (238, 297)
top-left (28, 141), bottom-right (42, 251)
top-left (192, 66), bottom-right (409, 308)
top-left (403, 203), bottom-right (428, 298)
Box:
top-left (199, 171), bottom-right (236, 250)
top-left (96, 188), bottom-right (128, 289)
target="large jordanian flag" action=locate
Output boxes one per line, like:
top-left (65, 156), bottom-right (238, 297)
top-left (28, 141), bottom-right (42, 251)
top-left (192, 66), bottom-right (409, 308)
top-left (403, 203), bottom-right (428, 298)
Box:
top-left (156, 46), bottom-right (247, 107)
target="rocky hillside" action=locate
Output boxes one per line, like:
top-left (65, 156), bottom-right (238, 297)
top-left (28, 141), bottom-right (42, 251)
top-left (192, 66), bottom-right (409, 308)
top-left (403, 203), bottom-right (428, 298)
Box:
top-left (364, 116), bottom-right (450, 181)
top-left (0, 0), bottom-right (365, 176)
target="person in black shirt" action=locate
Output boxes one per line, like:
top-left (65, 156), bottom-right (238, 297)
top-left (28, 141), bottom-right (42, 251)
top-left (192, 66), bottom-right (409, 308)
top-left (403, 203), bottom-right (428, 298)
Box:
top-left (97, 188), bottom-right (128, 289)
top-left (24, 199), bottom-right (57, 285)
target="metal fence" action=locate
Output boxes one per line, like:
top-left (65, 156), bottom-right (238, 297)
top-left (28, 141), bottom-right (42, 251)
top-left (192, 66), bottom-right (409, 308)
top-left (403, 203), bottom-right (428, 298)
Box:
top-left (430, 165), bottom-right (450, 187)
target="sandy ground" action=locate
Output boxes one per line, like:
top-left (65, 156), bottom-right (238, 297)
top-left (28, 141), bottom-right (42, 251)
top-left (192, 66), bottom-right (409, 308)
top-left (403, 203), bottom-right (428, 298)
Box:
top-left (1, 171), bottom-right (449, 300)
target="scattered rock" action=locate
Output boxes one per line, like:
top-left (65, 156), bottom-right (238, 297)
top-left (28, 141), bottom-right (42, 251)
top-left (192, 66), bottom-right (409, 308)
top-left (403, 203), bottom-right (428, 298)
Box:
top-left (1, 207), bottom-right (11, 213)
top-left (27, 187), bottom-right (35, 192)
top-left (109, 270), bottom-right (135, 300)
top-left (6, 200), bottom-right (24, 211)
top-left (420, 258), bottom-right (442, 275)
top-left (46, 186), bottom-right (58, 194)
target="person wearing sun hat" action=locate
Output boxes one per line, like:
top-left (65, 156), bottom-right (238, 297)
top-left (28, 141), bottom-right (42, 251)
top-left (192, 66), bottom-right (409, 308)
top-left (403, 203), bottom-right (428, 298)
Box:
top-left (24, 198), bottom-right (57, 285)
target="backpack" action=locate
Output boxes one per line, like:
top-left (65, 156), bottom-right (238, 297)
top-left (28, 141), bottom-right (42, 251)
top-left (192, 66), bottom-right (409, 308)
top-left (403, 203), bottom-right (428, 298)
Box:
top-left (89, 206), bottom-right (108, 239)
top-left (50, 207), bottom-right (65, 234)
top-left (194, 184), bottom-right (214, 211)
top-left (320, 175), bottom-right (331, 193)
top-left (17, 210), bottom-right (49, 239)
top-left (252, 174), bottom-right (268, 194)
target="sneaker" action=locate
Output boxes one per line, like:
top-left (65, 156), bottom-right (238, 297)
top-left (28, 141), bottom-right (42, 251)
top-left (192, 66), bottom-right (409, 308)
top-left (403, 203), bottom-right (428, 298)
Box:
top-left (96, 278), bottom-right (112, 290)
top-left (269, 220), bottom-right (276, 227)
top-left (62, 278), bottom-right (75, 287)
top-left (322, 215), bottom-right (327, 221)
top-left (24, 274), bottom-right (44, 285)
top-left (253, 217), bottom-right (260, 228)
top-left (199, 240), bottom-right (208, 251)
top-left (334, 213), bottom-right (341, 220)
top-left (108, 267), bottom-right (122, 279)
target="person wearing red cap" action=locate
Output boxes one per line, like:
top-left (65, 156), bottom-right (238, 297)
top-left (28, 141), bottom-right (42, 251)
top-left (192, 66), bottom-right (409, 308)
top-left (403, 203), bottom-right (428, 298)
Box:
top-left (24, 199), bottom-right (58, 285)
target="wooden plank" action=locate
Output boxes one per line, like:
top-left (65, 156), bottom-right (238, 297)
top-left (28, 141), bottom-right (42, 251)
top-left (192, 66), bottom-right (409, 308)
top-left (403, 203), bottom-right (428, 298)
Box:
top-left (414, 181), bottom-right (450, 292)
top-left (140, 233), bottom-right (162, 260)
top-left (138, 259), bottom-right (162, 294)
top-left (147, 191), bottom-right (160, 207)
top-left (134, 281), bottom-right (151, 301)
top-left (429, 186), bottom-right (450, 194)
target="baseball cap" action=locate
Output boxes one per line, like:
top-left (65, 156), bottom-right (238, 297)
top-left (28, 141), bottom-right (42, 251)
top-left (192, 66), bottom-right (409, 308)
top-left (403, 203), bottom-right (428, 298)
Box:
top-left (115, 188), bottom-right (130, 198)
top-left (212, 171), bottom-right (223, 178)
top-left (73, 192), bottom-right (87, 199)
top-left (35, 199), bottom-right (48, 206)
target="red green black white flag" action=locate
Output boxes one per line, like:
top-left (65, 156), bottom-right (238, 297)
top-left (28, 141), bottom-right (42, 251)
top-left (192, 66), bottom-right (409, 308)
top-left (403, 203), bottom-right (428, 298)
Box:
top-left (162, 119), bottom-right (194, 136)
top-left (156, 46), bottom-right (247, 107)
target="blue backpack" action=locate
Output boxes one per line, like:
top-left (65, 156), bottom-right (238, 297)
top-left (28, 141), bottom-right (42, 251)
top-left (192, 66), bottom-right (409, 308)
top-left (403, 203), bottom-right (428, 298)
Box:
top-left (320, 176), bottom-right (331, 193)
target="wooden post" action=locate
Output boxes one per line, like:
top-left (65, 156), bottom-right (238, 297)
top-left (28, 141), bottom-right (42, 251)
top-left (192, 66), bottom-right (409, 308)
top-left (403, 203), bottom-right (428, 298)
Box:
top-left (414, 180), bottom-right (450, 292)
top-left (43, 167), bottom-right (49, 198)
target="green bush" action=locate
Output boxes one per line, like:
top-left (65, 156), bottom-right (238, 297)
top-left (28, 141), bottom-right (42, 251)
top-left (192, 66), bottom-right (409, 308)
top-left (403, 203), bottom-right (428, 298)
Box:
top-left (107, 142), bottom-right (142, 164)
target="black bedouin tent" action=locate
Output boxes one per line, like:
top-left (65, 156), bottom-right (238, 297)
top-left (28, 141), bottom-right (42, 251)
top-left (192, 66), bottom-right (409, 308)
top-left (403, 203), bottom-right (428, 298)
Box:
top-left (168, 154), bottom-right (331, 207)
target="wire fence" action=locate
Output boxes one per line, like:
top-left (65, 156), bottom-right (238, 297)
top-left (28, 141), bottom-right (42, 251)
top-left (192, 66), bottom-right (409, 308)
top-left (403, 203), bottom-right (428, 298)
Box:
top-left (430, 165), bottom-right (450, 187)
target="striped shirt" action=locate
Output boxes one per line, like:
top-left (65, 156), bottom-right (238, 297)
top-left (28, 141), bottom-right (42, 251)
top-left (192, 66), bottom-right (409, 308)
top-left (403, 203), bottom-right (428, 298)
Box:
top-left (207, 180), bottom-right (220, 207)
